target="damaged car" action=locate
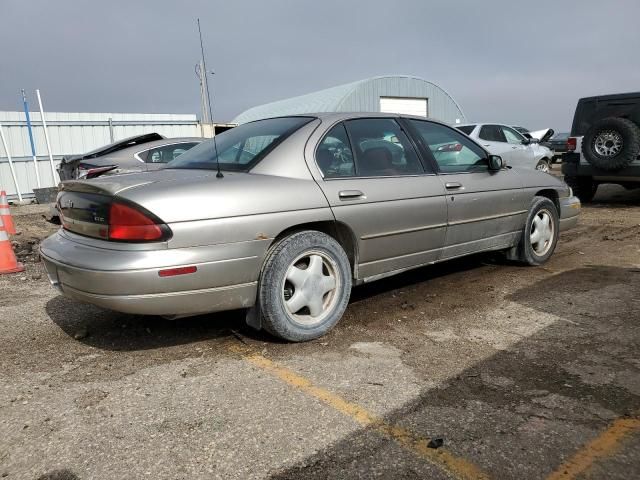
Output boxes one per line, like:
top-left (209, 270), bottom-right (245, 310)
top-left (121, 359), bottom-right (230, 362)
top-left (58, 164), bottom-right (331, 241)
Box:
top-left (57, 133), bottom-right (203, 180)
top-left (41, 113), bottom-right (580, 342)
top-left (456, 123), bottom-right (555, 172)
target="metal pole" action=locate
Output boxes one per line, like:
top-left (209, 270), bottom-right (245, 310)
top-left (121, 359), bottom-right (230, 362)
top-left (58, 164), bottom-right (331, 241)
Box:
top-left (108, 117), bottom-right (115, 143)
top-left (21, 89), bottom-right (41, 188)
top-left (35, 89), bottom-right (57, 185)
top-left (0, 124), bottom-right (23, 203)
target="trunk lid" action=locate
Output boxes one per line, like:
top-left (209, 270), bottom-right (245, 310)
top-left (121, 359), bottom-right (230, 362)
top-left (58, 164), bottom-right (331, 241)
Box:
top-left (57, 169), bottom-right (199, 240)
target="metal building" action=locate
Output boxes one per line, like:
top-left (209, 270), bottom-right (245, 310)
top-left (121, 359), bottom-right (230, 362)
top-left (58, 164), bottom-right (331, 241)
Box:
top-left (232, 75), bottom-right (466, 125)
top-left (0, 111), bottom-right (202, 200)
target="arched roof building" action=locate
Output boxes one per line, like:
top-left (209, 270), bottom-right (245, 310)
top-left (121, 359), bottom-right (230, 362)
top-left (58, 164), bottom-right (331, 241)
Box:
top-left (232, 75), bottom-right (465, 125)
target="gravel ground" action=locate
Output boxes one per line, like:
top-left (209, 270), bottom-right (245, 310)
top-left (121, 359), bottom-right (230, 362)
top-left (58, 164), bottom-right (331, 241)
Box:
top-left (0, 184), bottom-right (639, 480)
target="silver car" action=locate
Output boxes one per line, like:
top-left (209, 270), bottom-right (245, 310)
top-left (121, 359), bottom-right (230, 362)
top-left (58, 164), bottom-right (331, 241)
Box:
top-left (456, 123), bottom-right (555, 172)
top-left (41, 113), bottom-right (581, 341)
top-left (57, 133), bottom-right (203, 180)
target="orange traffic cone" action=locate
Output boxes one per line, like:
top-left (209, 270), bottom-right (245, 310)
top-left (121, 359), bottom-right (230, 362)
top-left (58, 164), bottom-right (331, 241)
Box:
top-left (0, 191), bottom-right (16, 235)
top-left (0, 215), bottom-right (24, 274)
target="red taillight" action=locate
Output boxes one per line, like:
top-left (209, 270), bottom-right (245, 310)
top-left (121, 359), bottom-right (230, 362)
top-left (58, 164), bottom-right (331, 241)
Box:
top-left (77, 163), bottom-right (117, 179)
top-left (108, 202), bottom-right (166, 242)
top-left (567, 137), bottom-right (577, 151)
top-left (438, 143), bottom-right (463, 152)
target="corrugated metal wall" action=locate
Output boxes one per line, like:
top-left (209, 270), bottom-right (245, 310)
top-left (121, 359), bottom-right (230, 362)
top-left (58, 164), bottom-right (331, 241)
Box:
top-left (0, 111), bottom-right (201, 200)
top-left (338, 77), bottom-right (465, 124)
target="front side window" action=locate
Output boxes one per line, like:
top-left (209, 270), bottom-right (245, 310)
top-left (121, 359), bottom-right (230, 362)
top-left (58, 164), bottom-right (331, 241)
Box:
top-left (409, 120), bottom-right (487, 173)
top-left (344, 118), bottom-right (423, 177)
top-left (479, 125), bottom-right (507, 143)
top-left (316, 124), bottom-right (355, 178)
top-left (501, 126), bottom-right (525, 145)
top-left (166, 116), bottom-right (314, 171)
top-left (144, 142), bottom-right (199, 163)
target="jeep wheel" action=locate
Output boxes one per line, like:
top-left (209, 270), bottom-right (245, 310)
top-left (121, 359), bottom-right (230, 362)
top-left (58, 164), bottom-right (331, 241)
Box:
top-left (564, 175), bottom-right (598, 203)
top-left (582, 117), bottom-right (640, 171)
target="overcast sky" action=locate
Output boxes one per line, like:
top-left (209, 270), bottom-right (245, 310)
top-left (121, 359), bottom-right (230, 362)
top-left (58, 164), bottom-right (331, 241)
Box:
top-left (2, 0), bottom-right (639, 132)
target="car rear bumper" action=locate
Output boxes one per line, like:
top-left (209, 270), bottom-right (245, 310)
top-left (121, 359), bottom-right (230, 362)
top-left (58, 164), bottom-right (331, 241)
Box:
top-left (559, 196), bottom-right (580, 231)
top-left (40, 230), bottom-right (264, 316)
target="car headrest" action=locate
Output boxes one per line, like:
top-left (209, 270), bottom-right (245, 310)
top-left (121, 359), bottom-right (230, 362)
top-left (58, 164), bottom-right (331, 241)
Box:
top-left (362, 147), bottom-right (392, 173)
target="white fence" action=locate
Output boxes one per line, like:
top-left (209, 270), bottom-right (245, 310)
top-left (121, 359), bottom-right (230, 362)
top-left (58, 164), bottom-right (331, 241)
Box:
top-left (0, 111), bottom-right (202, 200)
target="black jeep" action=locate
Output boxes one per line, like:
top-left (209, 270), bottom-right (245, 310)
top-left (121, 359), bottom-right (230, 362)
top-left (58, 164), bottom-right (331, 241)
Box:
top-left (562, 92), bottom-right (640, 202)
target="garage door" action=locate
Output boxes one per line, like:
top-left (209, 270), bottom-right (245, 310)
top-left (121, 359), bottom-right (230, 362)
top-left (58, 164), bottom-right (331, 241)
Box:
top-left (379, 97), bottom-right (428, 117)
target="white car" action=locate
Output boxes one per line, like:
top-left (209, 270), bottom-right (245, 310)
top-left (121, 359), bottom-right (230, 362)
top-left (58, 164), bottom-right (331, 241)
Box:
top-left (456, 123), bottom-right (554, 172)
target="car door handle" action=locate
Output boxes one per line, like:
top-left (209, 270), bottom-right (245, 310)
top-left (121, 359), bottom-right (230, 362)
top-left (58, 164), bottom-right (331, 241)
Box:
top-left (338, 190), bottom-right (364, 199)
top-left (445, 182), bottom-right (463, 190)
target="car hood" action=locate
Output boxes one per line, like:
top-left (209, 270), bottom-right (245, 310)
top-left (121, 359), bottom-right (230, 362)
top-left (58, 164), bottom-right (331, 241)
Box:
top-left (528, 128), bottom-right (555, 143)
top-left (60, 169), bottom-right (329, 223)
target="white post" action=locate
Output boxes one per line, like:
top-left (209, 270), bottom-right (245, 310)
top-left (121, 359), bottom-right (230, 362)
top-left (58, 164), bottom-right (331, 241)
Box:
top-left (0, 124), bottom-right (23, 203)
top-left (36, 89), bottom-right (58, 186)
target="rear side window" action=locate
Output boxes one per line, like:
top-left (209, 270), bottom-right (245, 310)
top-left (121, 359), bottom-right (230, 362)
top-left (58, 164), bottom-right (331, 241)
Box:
top-left (479, 125), bottom-right (507, 143)
top-left (316, 124), bottom-right (355, 178)
top-left (409, 120), bottom-right (487, 173)
top-left (344, 118), bottom-right (424, 177)
top-left (143, 142), bottom-right (199, 163)
top-left (456, 125), bottom-right (476, 135)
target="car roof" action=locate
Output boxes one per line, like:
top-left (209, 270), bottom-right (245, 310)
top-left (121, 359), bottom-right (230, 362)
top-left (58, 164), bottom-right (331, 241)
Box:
top-left (246, 112), bottom-right (458, 129)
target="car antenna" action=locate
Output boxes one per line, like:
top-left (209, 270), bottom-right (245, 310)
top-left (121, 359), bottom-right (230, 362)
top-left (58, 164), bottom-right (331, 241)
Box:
top-left (197, 18), bottom-right (223, 178)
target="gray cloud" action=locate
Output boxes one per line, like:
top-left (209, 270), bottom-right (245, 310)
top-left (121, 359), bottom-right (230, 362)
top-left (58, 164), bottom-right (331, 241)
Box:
top-left (1, 0), bottom-right (639, 132)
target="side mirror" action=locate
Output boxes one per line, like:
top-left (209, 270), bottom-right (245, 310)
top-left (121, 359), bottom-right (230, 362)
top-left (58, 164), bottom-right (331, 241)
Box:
top-left (488, 155), bottom-right (504, 171)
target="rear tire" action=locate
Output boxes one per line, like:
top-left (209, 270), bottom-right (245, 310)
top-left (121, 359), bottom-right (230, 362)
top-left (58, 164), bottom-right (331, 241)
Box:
top-left (582, 117), bottom-right (640, 171)
top-left (258, 231), bottom-right (351, 342)
top-left (564, 175), bottom-right (597, 203)
top-left (513, 197), bottom-right (560, 266)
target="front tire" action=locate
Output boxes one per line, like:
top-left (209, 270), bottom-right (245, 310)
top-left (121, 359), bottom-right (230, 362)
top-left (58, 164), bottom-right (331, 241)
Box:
top-left (513, 197), bottom-right (560, 266)
top-left (535, 159), bottom-right (551, 173)
top-left (258, 231), bottom-right (351, 342)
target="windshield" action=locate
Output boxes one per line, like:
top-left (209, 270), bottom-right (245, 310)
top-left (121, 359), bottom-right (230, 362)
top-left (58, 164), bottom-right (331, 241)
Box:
top-left (166, 116), bottom-right (314, 171)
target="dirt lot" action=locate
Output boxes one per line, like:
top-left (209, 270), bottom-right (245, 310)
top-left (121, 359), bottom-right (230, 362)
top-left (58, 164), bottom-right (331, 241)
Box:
top-left (1, 185), bottom-right (639, 480)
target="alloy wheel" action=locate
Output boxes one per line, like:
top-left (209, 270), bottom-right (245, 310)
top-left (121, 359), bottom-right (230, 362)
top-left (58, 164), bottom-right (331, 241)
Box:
top-left (530, 209), bottom-right (554, 256)
top-left (282, 250), bottom-right (341, 326)
top-left (535, 161), bottom-right (550, 173)
top-left (593, 130), bottom-right (623, 157)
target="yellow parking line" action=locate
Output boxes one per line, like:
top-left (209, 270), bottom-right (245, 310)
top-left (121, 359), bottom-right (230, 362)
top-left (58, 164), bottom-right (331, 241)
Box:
top-left (546, 415), bottom-right (640, 480)
top-left (227, 342), bottom-right (490, 480)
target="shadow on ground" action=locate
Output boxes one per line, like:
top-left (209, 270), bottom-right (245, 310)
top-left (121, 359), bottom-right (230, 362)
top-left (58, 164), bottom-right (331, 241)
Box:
top-left (590, 183), bottom-right (640, 207)
top-left (45, 252), bottom-right (505, 352)
top-left (268, 266), bottom-right (640, 480)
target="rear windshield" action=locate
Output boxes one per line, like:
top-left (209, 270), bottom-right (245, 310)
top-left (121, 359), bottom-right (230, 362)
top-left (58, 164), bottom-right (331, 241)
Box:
top-left (455, 125), bottom-right (476, 135)
top-left (166, 116), bottom-right (314, 171)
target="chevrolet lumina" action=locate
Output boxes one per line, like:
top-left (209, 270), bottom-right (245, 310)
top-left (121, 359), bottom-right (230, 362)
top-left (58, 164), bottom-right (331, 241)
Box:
top-left (41, 113), bottom-right (581, 341)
